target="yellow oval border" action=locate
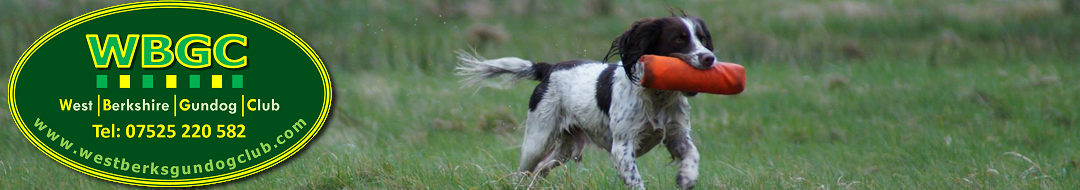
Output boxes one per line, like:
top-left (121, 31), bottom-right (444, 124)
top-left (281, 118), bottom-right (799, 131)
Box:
top-left (7, 1), bottom-right (332, 187)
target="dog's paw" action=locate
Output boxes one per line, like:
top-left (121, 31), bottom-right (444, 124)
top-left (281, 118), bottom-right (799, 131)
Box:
top-left (676, 174), bottom-right (697, 190)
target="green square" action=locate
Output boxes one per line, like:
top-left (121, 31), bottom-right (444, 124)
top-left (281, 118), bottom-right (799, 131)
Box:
top-left (232, 75), bottom-right (243, 88)
top-left (142, 75), bottom-right (154, 88)
top-left (96, 75), bottom-right (108, 88)
top-left (189, 75), bottom-right (201, 88)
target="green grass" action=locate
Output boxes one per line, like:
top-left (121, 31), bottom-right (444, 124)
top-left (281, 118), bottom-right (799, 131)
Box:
top-left (3, 0), bottom-right (1080, 189)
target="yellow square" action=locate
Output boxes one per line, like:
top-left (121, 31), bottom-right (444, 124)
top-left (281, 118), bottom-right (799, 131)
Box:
top-left (166, 75), bottom-right (177, 88)
top-left (212, 75), bottom-right (222, 88)
top-left (119, 75), bottom-right (130, 88)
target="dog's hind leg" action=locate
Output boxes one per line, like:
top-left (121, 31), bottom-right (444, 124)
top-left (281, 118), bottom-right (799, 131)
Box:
top-left (517, 102), bottom-right (560, 174)
top-left (533, 127), bottom-right (588, 176)
top-left (532, 134), bottom-right (569, 177)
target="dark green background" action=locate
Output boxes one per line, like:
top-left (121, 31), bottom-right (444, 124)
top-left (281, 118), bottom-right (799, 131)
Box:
top-left (14, 6), bottom-right (328, 180)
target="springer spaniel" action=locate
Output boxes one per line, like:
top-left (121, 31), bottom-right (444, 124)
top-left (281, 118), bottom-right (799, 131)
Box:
top-left (456, 15), bottom-right (716, 189)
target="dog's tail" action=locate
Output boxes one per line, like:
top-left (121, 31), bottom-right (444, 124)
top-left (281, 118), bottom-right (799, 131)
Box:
top-left (455, 50), bottom-right (545, 88)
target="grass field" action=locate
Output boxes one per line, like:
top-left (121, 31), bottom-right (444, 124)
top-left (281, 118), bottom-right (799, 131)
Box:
top-left (2, 0), bottom-right (1080, 189)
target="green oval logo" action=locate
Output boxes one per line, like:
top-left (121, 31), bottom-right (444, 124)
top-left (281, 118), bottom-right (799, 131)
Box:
top-left (8, 1), bottom-right (332, 187)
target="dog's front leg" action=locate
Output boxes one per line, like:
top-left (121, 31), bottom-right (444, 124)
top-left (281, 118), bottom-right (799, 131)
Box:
top-left (664, 98), bottom-right (699, 189)
top-left (665, 133), bottom-right (699, 189)
top-left (611, 126), bottom-right (645, 189)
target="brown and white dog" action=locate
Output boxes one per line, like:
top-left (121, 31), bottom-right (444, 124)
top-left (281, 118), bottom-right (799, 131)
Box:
top-left (456, 15), bottom-right (715, 189)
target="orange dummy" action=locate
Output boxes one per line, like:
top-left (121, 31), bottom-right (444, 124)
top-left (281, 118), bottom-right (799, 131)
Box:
top-left (639, 55), bottom-right (745, 95)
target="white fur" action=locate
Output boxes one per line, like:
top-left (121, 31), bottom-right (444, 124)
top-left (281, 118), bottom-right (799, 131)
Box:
top-left (681, 18), bottom-right (713, 69)
top-left (455, 50), bottom-right (534, 87)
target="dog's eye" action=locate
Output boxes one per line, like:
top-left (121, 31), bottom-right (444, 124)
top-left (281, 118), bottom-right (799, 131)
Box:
top-left (674, 37), bottom-right (684, 43)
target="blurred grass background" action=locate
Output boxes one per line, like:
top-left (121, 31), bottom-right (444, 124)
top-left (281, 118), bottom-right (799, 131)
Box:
top-left (2, 0), bottom-right (1079, 189)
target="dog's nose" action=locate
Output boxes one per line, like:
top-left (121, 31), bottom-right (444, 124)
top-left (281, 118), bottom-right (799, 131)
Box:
top-left (699, 54), bottom-right (716, 68)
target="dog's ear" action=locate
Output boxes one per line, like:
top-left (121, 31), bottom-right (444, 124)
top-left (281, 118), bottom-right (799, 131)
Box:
top-left (605, 18), bottom-right (663, 82)
top-left (693, 17), bottom-right (714, 51)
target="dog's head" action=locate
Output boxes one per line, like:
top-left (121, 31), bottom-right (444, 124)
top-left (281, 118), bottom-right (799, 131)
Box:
top-left (604, 16), bottom-right (715, 82)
